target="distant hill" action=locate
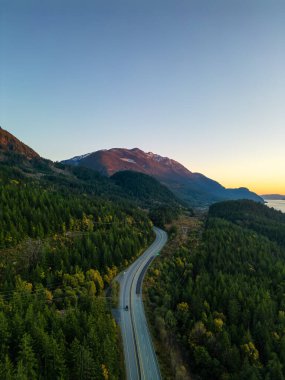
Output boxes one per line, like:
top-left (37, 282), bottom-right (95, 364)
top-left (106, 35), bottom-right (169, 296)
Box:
top-left (262, 194), bottom-right (285, 200)
top-left (0, 127), bottom-right (39, 159)
top-left (63, 148), bottom-right (264, 207)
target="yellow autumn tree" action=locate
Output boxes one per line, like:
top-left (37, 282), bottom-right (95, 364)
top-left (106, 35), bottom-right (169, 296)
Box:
top-left (101, 364), bottom-right (109, 380)
top-left (103, 266), bottom-right (118, 285)
top-left (241, 341), bottom-right (259, 363)
top-left (86, 269), bottom-right (104, 293)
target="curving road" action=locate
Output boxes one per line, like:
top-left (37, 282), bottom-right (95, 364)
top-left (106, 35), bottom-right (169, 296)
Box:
top-left (118, 227), bottom-right (168, 380)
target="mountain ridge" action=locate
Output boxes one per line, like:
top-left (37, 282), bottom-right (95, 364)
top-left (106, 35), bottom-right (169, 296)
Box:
top-left (262, 194), bottom-right (285, 200)
top-left (0, 127), bottom-right (264, 207)
top-left (62, 147), bottom-right (264, 206)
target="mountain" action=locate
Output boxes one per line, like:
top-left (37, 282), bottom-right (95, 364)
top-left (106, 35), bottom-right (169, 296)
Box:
top-left (262, 194), bottom-right (285, 200)
top-left (64, 148), bottom-right (193, 180)
top-left (0, 127), bottom-right (39, 159)
top-left (62, 148), bottom-right (264, 206)
top-left (0, 129), bottom-right (184, 224)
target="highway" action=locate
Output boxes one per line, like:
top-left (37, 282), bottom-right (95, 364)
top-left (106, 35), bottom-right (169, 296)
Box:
top-left (118, 227), bottom-right (168, 380)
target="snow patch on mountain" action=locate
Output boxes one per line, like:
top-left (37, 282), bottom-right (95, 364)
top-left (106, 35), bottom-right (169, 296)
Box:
top-left (70, 152), bottom-right (92, 162)
top-left (146, 152), bottom-right (167, 162)
top-left (120, 158), bottom-right (136, 164)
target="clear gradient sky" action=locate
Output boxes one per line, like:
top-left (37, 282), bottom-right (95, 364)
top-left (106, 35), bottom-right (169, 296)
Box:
top-left (1, 0), bottom-right (284, 194)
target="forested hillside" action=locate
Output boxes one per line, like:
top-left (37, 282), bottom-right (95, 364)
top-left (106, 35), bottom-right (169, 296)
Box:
top-left (0, 151), bottom-right (154, 379)
top-left (209, 200), bottom-right (285, 246)
top-left (111, 170), bottom-right (186, 227)
top-left (111, 170), bottom-right (183, 207)
top-left (146, 201), bottom-right (285, 380)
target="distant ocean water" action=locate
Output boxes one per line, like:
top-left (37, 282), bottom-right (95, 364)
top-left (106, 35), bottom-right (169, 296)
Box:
top-left (265, 200), bottom-right (285, 213)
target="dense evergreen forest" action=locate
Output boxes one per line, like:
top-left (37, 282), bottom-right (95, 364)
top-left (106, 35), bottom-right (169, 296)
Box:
top-left (111, 171), bottom-right (186, 226)
top-left (0, 152), bottom-right (154, 379)
top-left (147, 200), bottom-right (285, 380)
top-left (111, 170), bottom-right (183, 207)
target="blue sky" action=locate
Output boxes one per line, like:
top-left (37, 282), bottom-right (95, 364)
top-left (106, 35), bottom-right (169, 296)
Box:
top-left (1, 0), bottom-right (284, 193)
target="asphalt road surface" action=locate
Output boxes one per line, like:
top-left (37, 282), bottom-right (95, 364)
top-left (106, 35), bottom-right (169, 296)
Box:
top-left (118, 227), bottom-right (168, 380)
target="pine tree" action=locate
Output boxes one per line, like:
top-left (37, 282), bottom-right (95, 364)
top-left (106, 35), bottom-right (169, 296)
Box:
top-left (17, 333), bottom-right (38, 380)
